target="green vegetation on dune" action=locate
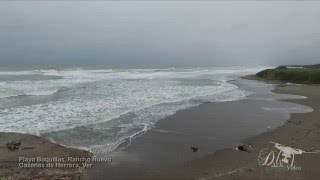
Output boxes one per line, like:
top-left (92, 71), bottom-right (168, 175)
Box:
top-left (256, 67), bottom-right (320, 83)
top-left (0, 132), bottom-right (13, 140)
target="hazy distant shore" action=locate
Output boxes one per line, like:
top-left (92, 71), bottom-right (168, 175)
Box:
top-left (256, 66), bottom-right (320, 84)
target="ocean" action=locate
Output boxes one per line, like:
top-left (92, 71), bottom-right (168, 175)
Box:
top-left (0, 67), bottom-right (268, 153)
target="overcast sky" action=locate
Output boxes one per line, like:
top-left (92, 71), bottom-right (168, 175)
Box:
top-left (1, 1), bottom-right (320, 68)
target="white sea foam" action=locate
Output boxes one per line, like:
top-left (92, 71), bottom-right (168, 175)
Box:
top-left (0, 67), bottom-right (267, 152)
top-left (0, 70), bottom-right (41, 75)
top-left (263, 107), bottom-right (273, 111)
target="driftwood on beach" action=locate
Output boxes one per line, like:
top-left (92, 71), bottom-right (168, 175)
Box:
top-left (6, 141), bottom-right (21, 151)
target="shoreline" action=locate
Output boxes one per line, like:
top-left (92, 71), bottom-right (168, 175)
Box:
top-left (157, 80), bottom-right (320, 179)
top-left (88, 77), bottom-right (313, 179)
top-left (1, 77), bottom-right (318, 179)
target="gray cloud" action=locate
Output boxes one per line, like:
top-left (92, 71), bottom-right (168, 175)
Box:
top-left (1, 1), bottom-right (320, 68)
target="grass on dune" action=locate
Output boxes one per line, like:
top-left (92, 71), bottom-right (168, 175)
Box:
top-left (0, 132), bottom-right (13, 140)
top-left (256, 68), bottom-right (320, 83)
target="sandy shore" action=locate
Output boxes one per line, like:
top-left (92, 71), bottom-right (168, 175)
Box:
top-left (158, 82), bottom-right (320, 179)
top-left (0, 133), bottom-right (92, 179)
top-left (87, 78), bottom-right (315, 179)
top-left (2, 78), bottom-right (319, 180)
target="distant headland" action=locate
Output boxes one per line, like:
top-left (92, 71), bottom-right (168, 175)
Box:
top-left (256, 64), bottom-right (320, 83)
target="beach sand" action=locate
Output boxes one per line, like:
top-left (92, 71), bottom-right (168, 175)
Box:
top-left (0, 133), bottom-right (91, 179)
top-left (157, 83), bottom-right (320, 179)
top-left (88, 79), bottom-right (317, 179)
top-left (1, 78), bottom-right (319, 180)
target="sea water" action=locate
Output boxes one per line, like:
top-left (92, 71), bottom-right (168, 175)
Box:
top-left (0, 67), bottom-right (267, 153)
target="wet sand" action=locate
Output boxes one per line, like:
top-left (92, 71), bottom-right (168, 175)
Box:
top-left (158, 83), bottom-right (320, 179)
top-left (2, 78), bottom-right (318, 179)
top-left (88, 78), bottom-right (315, 179)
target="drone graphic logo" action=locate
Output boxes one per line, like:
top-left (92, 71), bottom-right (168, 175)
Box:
top-left (258, 142), bottom-right (320, 170)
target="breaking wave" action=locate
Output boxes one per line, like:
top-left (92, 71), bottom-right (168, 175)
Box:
top-left (0, 67), bottom-right (268, 153)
